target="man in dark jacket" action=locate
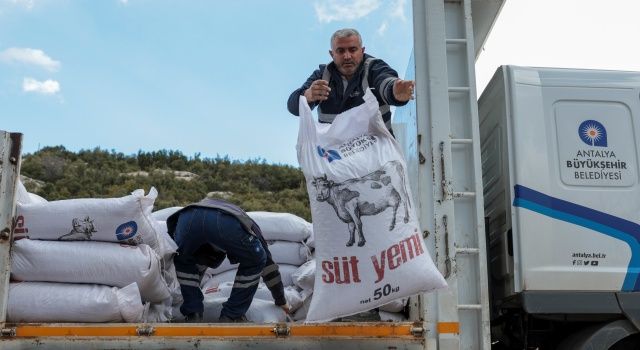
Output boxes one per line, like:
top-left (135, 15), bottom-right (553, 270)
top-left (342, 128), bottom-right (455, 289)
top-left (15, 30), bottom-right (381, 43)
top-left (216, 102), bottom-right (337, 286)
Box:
top-left (287, 28), bottom-right (414, 133)
top-left (166, 198), bottom-right (289, 322)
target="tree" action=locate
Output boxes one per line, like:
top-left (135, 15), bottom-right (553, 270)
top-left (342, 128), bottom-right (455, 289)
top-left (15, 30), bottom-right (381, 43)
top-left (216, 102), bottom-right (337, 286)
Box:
top-left (20, 147), bottom-right (311, 220)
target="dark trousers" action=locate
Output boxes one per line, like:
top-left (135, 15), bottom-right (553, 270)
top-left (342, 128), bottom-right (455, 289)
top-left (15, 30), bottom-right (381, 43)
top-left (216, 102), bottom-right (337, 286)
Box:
top-left (173, 207), bottom-right (267, 320)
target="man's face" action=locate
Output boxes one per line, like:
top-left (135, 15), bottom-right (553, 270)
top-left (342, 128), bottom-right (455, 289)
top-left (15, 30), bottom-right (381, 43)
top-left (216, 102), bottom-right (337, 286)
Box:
top-left (329, 35), bottom-right (364, 80)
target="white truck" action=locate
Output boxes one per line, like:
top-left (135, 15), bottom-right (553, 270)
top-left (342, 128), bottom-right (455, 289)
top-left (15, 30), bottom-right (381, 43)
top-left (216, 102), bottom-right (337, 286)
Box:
top-left (3, 0), bottom-right (639, 349)
top-left (477, 65), bottom-right (640, 349)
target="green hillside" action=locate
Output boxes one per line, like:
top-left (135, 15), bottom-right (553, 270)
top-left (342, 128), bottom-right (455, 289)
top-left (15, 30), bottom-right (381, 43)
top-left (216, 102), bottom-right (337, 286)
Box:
top-left (19, 146), bottom-right (311, 221)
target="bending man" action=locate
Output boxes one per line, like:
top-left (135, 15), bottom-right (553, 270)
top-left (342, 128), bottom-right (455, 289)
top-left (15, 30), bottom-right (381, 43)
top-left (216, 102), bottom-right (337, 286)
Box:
top-left (167, 198), bottom-right (289, 322)
top-left (287, 28), bottom-right (414, 134)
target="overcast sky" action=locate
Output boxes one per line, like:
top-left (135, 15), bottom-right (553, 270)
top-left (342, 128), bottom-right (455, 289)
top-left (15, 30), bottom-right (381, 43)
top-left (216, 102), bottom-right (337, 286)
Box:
top-left (0, 0), bottom-right (412, 166)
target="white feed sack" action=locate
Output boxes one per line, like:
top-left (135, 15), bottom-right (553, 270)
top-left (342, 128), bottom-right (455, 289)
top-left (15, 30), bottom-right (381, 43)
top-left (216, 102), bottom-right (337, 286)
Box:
top-left (11, 239), bottom-right (170, 303)
top-left (202, 297), bottom-right (287, 323)
top-left (203, 282), bottom-right (304, 313)
top-left (296, 91), bottom-right (447, 322)
top-left (14, 188), bottom-right (161, 252)
top-left (247, 211), bottom-right (312, 242)
top-left (266, 240), bottom-right (312, 266)
top-left (292, 259), bottom-right (316, 291)
top-left (305, 228), bottom-right (316, 249)
top-left (143, 300), bottom-right (173, 323)
top-left (292, 292), bottom-right (313, 322)
top-left (380, 298), bottom-right (408, 313)
top-left (151, 220), bottom-right (179, 263)
top-left (7, 282), bottom-right (144, 323)
top-left (203, 258), bottom-right (235, 278)
top-left (379, 311), bottom-right (408, 322)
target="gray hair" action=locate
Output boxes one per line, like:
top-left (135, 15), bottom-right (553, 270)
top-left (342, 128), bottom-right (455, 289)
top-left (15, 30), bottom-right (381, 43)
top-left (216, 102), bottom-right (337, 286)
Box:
top-left (330, 28), bottom-right (363, 48)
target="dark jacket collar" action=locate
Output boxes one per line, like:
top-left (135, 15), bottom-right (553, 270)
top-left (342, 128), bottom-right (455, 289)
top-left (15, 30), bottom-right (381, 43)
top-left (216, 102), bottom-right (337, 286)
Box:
top-left (326, 53), bottom-right (374, 81)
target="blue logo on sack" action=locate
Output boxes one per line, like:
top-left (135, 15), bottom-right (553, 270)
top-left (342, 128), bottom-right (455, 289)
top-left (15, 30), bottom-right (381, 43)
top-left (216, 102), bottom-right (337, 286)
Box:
top-left (115, 221), bottom-right (138, 241)
top-left (317, 146), bottom-right (342, 163)
top-left (578, 120), bottom-right (607, 147)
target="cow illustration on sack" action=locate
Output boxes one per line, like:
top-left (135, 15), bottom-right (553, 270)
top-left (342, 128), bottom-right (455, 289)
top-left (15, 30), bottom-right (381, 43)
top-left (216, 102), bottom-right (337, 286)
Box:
top-left (58, 216), bottom-right (97, 240)
top-left (311, 160), bottom-right (411, 247)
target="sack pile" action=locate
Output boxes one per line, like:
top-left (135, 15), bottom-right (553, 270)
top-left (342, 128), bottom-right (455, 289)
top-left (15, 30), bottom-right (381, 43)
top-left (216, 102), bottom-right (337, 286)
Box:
top-left (198, 211), bottom-right (315, 322)
top-left (8, 184), bottom-right (178, 323)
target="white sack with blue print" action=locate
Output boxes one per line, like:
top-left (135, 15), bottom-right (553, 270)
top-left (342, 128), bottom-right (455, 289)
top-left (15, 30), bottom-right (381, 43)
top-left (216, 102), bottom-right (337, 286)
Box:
top-left (296, 90), bottom-right (447, 322)
top-left (14, 188), bottom-right (161, 253)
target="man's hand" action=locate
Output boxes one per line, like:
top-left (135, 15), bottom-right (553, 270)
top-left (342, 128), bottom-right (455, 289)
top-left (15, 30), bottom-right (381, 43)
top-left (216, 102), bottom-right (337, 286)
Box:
top-left (279, 302), bottom-right (291, 314)
top-left (304, 80), bottom-right (331, 103)
top-left (393, 79), bottom-right (415, 102)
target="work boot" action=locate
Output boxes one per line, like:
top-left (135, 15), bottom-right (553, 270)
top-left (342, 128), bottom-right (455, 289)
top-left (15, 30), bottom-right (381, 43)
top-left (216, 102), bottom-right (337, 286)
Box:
top-left (183, 312), bottom-right (203, 323)
top-left (219, 314), bottom-right (249, 323)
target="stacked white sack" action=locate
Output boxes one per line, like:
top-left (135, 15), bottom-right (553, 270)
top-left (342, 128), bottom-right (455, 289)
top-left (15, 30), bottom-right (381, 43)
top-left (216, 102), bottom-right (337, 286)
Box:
top-left (201, 282), bottom-right (304, 323)
top-left (202, 241), bottom-right (311, 278)
top-left (15, 179), bottom-right (47, 205)
top-left (151, 206), bottom-right (183, 221)
top-left (14, 186), bottom-right (176, 265)
top-left (150, 220), bottom-right (183, 315)
top-left (150, 207), bottom-right (191, 322)
top-left (11, 239), bottom-right (170, 302)
top-left (290, 260), bottom-right (315, 321)
top-left (7, 282), bottom-right (144, 323)
top-left (15, 188), bottom-right (169, 257)
top-left (10, 186), bottom-right (177, 322)
top-left (290, 259), bottom-right (409, 321)
top-left (195, 211), bottom-right (314, 321)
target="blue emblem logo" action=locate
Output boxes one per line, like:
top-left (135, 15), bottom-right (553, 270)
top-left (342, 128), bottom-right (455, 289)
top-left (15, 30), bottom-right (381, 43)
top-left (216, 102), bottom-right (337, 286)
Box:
top-left (578, 120), bottom-right (607, 147)
top-left (317, 146), bottom-right (342, 162)
top-left (115, 221), bottom-right (138, 241)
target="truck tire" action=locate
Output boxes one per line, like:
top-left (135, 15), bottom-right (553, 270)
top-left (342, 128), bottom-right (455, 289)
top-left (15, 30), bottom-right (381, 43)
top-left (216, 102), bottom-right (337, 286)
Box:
top-left (557, 319), bottom-right (638, 350)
